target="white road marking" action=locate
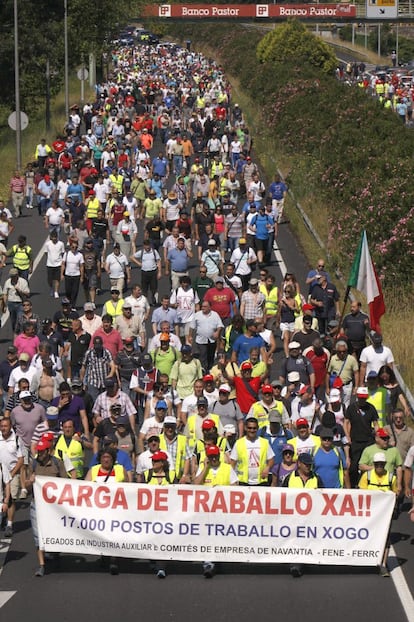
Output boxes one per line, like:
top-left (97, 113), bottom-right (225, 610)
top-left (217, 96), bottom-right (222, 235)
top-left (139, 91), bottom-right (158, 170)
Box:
top-left (389, 545), bottom-right (414, 622)
top-left (273, 243), bottom-right (287, 276)
top-left (0, 591), bottom-right (16, 609)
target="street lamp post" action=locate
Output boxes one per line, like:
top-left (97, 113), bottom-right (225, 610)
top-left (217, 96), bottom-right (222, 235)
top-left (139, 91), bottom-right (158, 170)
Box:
top-left (64, 0), bottom-right (69, 120)
top-left (14, 0), bottom-right (21, 170)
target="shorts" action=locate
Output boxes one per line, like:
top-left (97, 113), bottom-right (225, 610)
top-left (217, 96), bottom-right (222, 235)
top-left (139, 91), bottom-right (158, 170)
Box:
top-left (255, 239), bottom-right (267, 251)
top-left (10, 473), bottom-right (21, 500)
top-left (178, 321), bottom-right (194, 337)
top-left (22, 444), bottom-right (30, 466)
top-left (85, 271), bottom-right (98, 288)
top-left (280, 321), bottom-right (295, 334)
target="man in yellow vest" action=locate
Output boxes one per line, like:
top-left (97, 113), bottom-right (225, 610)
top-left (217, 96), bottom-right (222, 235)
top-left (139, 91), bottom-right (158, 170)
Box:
top-left (159, 415), bottom-right (192, 483)
top-left (102, 287), bottom-right (125, 319)
top-left (366, 370), bottom-right (390, 427)
top-left (194, 444), bottom-right (239, 577)
top-left (259, 273), bottom-right (278, 331)
top-left (7, 235), bottom-right (33, 281)
top-left (230, 417), bottom-right (274, 485)
top-left (54, 419), bottom-right (84, 478)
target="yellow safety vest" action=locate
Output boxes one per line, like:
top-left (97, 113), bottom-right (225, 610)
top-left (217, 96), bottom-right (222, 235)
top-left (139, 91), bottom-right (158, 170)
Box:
top-left (90, 463), bottom-right (125, 482)
top-left (86, 197), bottom-right (100, 219)
top-left (196, 96), bottom-right (205, 109)
top-left (109, 174), bottom-right (123, 193)
top-left (259, 284), bottom-right (279, 316)
top-left (159, 434), bottom-right (188, 478)
top-left (293, 292), bottom-right (303, 317)
top-left (287, 472), bottom-right (320, 488)
top-left (367, 388), bottom-right (388, 427)
top-left (104, 298), bottom-right (124, 319)
top-left (233, 436), bottom-right (269, 484)
top-left (210, 161), bottom-right (224, 179)
top-left (11, 245), bottom-right (31, 271)
top-left (250, 401), bottom-right (284, 429)
top-left (54, 435), bottom-right (84, 478)
top-left (186, 413), bottom-right (221, 451)
top-left (145, 469), bottom-right (176, 485)
top-left (359, 469), bottom-right (396, 491)
top-left (202, 462), bottom-right (233, 486)
top-left (194, 436), bottom-right (227, 466)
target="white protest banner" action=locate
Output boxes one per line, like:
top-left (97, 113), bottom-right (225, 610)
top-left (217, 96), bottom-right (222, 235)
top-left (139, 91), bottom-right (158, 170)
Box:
top-left (34, 477), bottom-right (395, 566)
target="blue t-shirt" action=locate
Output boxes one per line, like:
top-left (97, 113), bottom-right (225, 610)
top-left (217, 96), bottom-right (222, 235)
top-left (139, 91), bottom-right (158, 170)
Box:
top-left (167, 248), bottom-right (189, 272)
top-left (260, 427), bottom-right (294, 464)
top-left (268, 181), bottom-right (287, 200)
top-left (313, 446), bottom-right (346, 488)
top-left (152, 158), bottom-right (168, 177)
top-left (251, 213), bottom-right (274, 240)
top-left (232, 334), bottom-right (265, 365)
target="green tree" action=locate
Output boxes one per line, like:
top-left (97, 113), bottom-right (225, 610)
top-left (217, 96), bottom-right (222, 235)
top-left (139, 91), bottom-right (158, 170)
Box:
top-left (257, 20), bottom-right (337, 74)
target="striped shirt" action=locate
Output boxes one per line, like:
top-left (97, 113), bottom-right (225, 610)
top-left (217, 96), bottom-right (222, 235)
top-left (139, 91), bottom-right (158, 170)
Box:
top-left (82, 348), bottom-right (113, 389)
top-left (10, 177), bottom-right (25, 193)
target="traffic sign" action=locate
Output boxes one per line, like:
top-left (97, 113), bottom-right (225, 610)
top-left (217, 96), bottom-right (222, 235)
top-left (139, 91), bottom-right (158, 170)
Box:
top-left (8, 111), bottom-right (29, 131)
top-left (366, 0), bottom-right (398, 19)
top-left (77, 67), bottom-right (89, 80)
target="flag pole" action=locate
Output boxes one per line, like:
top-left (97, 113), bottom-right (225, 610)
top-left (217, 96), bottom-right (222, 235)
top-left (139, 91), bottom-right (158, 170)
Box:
top-left (337, 285), bottom-right (351, 333)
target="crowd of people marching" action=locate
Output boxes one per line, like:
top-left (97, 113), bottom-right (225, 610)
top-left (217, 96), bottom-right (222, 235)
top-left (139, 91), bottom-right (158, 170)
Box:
top-left (0, 38), bottom-right (413, 580)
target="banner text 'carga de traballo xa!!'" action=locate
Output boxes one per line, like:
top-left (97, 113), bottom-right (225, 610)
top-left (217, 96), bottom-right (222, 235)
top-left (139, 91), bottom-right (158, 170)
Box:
top-left (34, 477), bottom-right (394, 565)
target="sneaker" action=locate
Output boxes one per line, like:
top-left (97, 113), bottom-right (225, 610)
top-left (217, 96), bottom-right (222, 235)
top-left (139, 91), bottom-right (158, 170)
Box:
top-left (156, 569), bottom-right (166, 579)
top-left (54, 292), bottom-right (59, 299)
top-left (203, 562), bottom-right (215, 578)
top-left (19, 488), bottom-right (28, 499)
top-left (380, 564), bottom-right (390, 577)
top-left (35, 566), bottom-right (45, 577)
top-left (4, 526), bottom-right (12, 538)
top-left (290, 564), bottom-right (303, 578)
top-left (109, 563), bottom-right (119, 575)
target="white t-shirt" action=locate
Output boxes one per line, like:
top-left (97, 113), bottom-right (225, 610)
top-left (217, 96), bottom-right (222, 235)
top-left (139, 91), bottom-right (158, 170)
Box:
top-left (359, 345), bottom-right (394, 379)
top-left (140, 416), bottom-right (164, 439)
top-left (45, 240), bottom-right (65, 267)
top-left (170, 286), bottom-right (199, 324)
top-left (230, 438), bottom-right (274, 485)
top-left (106, 253), bottom-right (128, 278)
top-left (94, 182), bottom-right (110, 203)
top-left (46, 207), bottom-right (65, 226)
top-left (63, 250), bottom-right (84, 276)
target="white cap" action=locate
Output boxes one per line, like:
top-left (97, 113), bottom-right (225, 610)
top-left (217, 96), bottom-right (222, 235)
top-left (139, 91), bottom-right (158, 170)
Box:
top-left (19, 390), bottom-right (32, 399)
top-left (288, 341), bottom-right (301, 349)
top-left (373, 452), bottom-right (387, 463)
top-left (219, 383), bottom-right (231, 393)
top-left (287, 371), bottom-right (300, 382)
top-left (223, 424), bottom-right (236, 435)
top-left (163, 416), bottom-right (177, 426)
top-left (329, 388), bottom-right (341, 402)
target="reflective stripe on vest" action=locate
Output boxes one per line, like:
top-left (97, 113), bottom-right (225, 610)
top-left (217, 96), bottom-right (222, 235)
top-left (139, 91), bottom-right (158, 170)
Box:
top-left (54, 436), bottom-right (84, 478)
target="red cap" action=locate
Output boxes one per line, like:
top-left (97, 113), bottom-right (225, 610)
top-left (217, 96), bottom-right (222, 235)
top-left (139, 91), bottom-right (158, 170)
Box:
top-left (202, 419), bottom-right (216, 431)
top-left (332, 377), bottom-right (343, 389)
top-left (36, 440), bottom-right (51, 452)
top-left (298, 385), bottom-right (313, 396)
top-left (203, 374), bottom-right (214, 382)
top-left (88, 189), bottom-right (95, 196)
top-left (376, 428), bottom-right (390, 439)
top-left (151, 450), bottom-right (168, 461)
top-left (302, 304), bottom-right (314, 311)
top-left (206, 445), bottom-right (220, 457)
top-left (262, 384), bottom-right (273, 394)
top-left (41, 432), bottom-right (55, 443)
top-left (241, 361), bottom-right (253, 371)
top-left (296, 418), bottom-right (309, 428)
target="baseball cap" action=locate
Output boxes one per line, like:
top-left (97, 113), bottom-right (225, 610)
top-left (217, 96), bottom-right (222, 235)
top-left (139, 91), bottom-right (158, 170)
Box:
top-left (111, 287), bottom-right (120, 294)
top-left (61, 297), bottom-right (70, 305)
top-left (269, 410), bottom-right (282, 423)
top-left (160, 333), bottom-right (170, 342)
top-left (288, 341), bottom-right (301, 349)
top-left (19, 353), bottom-right (30, 362)
top-left (201, 419), bottom-right (216, 431)
top-left (215, 276), bottom-right (224, 284)
top-left (163, 416), bottom-right (177, 426)
top-left (36, 440), bottom-right (51, 452)
top-left (41, 432), bottom-right (55, 443)
top-left (104, 377), bottom-right (117, 388)
top-left (203, 374), bottom-right (214, 383)
top-left (123, 337), bottom-right (134, 345)
top-left (328, 320), bottom-right (339, 328)
top-left (155, 400), bottom-right (167, 410)
top-left (271, 380), bottom-right (283, 388)
top-left (298, 385), bottom-right (313, 396)
top-left (356, 387), bottom-right (369, 399)
top-left (115, 415), bottom-right (130, 426)
top-left (146, 433), bottom-right (160, 442)
top-left (302, 303), bottom-right (314, 311)
top-left (241, 361), bottom-right (253, 371)
top-left (367, 370), bottom-right (379, 379)
top-left (248, 278), bottom-right (259, 286)
top-left (84, 302), bottom-right (95, 311)
top-left (239, 237), bottom-right (246, 244)
top-left (151, 451), bottom-right (168, 461)
top-left (197, 396), bottom-right (208, 407)
top-left (208, 239), bottom-right (216, 246)
top-left (141, 354), bottom-right (153, 365)
top-left (19, 390), bottom-right (32, 399)
top-left (296, 418), bottom-right (309, 428)
top-left (223, 424), bottom-right (236, 435)
top-left (329, 388), bottom-right (341, 402)
top-left (262, 384), bottom-right (273, 394)
top-left (373, 452), bottom-right (387, 463)
top-left (122, 302), bottom-right (132, 309)
top-left (319, 427), bottom-right (334, 439)
top-left (376, 428), bottom-right (390, 439)
top-left (181, 345), bottom-right (192, 354)
top-left (71, 377), bottom-right (83, 387)
top-left (219, 384), bottom-right (231, 393)
top-left (205, 445), bottom-right (220, 457)
top-left (282, 444), bottom-right (294, 454)
top-left (298, 453), bottom-right (313, 465)
top-left (9, 268), bottom-right (18, 276)
top-left (46, 406), bottom-right (59, 419)
top-left (7, 345), bottom-right (17, 354)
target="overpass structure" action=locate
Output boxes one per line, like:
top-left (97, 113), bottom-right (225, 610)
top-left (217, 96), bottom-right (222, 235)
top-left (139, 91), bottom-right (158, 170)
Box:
top-left (142, 2), bottom-right (414, 22)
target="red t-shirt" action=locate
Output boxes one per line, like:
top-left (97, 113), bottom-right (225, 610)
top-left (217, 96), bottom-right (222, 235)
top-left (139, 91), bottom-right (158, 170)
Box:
top-left (204, 287), bottom-right (235, 320)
